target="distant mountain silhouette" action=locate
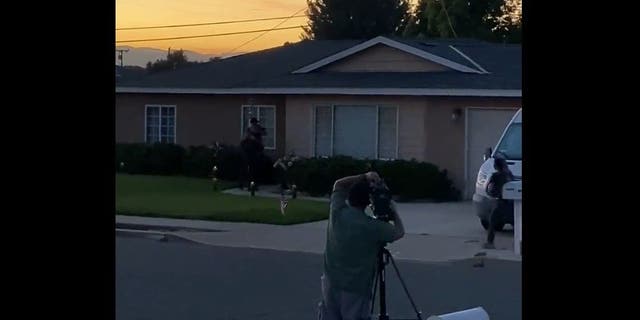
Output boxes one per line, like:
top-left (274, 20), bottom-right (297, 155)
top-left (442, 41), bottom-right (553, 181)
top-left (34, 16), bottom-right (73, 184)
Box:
top-left (115, 46), bottom-right (223, 67)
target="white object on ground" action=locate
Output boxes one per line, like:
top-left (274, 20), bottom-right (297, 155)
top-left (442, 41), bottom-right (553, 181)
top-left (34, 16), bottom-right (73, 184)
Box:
top-left (427, 307), bottom-right (489, 320)
top-left (502, 180), bottom-right (522, 256)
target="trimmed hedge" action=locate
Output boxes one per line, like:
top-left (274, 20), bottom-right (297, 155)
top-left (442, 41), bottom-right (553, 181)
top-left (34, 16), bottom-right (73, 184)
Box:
top-left (182, 146), bottom-right (216, 178)
top-left (115, 144), bottom-right (459, 201)
top-left (288, 156), bottom-right (460, 202)
top-left (115, 143), bottom-right (185, 175)
top-left (115, 143), bottom-right (274, 184)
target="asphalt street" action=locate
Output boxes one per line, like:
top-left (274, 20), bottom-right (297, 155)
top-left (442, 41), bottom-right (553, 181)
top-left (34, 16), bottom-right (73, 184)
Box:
top-left (116, 234), bottom-right (521, 320)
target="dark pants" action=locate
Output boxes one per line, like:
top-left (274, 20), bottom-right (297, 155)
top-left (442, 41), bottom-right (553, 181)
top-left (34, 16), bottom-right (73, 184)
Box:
top-left (240, 138), bottom-right (263, 189)
top-left (240, 160), bottom-right (259, 189)
top-left (248, 157), bottom-right (258, 182)
top-left (239, 150), bottom-right (259, 188)
top-left (487, 199), bottom-right (513, 244)
top-left (318, 274), bottom-right (371, 320)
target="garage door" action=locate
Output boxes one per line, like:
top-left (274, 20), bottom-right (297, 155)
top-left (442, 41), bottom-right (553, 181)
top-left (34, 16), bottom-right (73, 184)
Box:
top-left (465, 108), bottom-right (518, 199)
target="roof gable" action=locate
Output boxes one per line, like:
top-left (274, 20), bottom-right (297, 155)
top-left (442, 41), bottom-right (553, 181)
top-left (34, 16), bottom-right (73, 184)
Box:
top-left (292, 36), bottom-right (482, 74)
top-left (319, 43), bottom-right (452, 72)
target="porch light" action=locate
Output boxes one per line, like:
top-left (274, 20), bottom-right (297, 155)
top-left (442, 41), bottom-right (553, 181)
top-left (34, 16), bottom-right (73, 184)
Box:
top-left (451, 108), bottom-right (462, 121)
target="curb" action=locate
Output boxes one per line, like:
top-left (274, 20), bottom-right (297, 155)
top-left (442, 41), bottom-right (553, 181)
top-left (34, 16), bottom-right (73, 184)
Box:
top-left (115, 222), bottom-right (227, 233)
top-left (115, 228), bottom-right (212, 246)
top-left (115, 228), bottom-right (520, 264)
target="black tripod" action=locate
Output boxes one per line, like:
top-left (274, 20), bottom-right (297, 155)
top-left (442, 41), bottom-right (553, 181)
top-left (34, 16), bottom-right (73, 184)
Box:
top-left (370, 246), bottom-right (424, 320)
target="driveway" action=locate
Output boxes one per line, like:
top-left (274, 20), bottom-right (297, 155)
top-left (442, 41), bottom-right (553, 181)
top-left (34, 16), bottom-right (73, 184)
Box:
top-left (301, 201), bottom-right (512, 238)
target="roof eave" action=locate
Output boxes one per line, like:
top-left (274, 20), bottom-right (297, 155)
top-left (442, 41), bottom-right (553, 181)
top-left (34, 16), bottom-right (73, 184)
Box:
top-left (115, 87), bottom-right (521, 97)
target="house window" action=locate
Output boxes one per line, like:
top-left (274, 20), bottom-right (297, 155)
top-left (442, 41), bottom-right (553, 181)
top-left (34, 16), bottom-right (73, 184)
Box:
top-left (241, 105), bottom-right (276, 149)
top-left (314, 105), bottom-right (398, 159)
top-left (145, 105), bottom-right (176, 144)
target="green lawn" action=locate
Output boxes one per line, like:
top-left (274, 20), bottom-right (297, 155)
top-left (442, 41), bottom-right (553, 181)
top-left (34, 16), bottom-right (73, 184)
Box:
top-left (116, 174), bottom-right (329, 225)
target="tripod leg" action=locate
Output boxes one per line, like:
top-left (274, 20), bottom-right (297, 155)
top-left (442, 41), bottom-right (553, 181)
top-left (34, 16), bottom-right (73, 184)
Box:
top-left (371, 271), bottom-right (378, 315)
top-left (385, 249), bottom-right (424, 320)
top-left (378, 248), bottom-right (389, 320)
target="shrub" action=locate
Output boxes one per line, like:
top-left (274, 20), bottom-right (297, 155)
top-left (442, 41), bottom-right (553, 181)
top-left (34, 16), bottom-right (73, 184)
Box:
top-left (115, 143), bottom-right (184, 175)
top-left (116, 143), bottom-right (275, 184)
top-left (288, 156), bottom-right (460, 201)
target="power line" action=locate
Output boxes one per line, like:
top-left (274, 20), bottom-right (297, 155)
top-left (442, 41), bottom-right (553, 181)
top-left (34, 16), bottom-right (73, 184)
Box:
top-left (116, 15), bottom-right (307, 31)
top-left (439, 0), bottom-right (458, 38)
top-left (116, 25), bottom-right (305, 44)
top-left (224, 8), bottom-right (306, 57)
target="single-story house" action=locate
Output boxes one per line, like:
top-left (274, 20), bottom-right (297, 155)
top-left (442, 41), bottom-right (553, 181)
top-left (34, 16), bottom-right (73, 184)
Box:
top-left (116, 36), bottom-right (521, 198)
top-left (116, 65), bottom-right (146, 83)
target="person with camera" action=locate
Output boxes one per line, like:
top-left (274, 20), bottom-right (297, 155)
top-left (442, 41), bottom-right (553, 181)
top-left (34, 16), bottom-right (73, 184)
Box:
top-left (483, 157), bottom-right (515, 249)
top-left (318, 172), bottom-right (405, 320)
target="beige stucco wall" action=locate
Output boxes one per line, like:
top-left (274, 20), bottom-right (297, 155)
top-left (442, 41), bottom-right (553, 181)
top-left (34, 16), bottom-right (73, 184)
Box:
top-left (423, 97), bottom-right (520, 192)
top-left (116, 92), bottom-right (520, 193)
top-left (115, 93), bottom-right (286, 157)
top-left (285, 94), bottom-right (521, 193)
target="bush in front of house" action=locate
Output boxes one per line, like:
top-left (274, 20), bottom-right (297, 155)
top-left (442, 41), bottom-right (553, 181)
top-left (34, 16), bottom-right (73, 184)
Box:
top-left (116, 143), bottom-right (185, 175)
top-left (116, 143), bottom-right (146, 173)
top-left (116, 143), bottom-right (275, 184)
top-left (182, 146), bottom-right (216, 178)
top-left (287, 156), bottom-right (368, 196)
top-left (213, 144), bottom-right (275, 184)
top-left (288, 156), bottom-right (460, 202)
top-left (211, 144), bottom-right (246, 181)
top-left (148, 143), bottom-right (186, 175)
top-left (372, 159), bottom-right (460, 201)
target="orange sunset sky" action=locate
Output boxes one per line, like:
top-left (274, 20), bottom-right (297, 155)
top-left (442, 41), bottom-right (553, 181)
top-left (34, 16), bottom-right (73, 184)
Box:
top-left (116, 0), bottom-right (418, 56)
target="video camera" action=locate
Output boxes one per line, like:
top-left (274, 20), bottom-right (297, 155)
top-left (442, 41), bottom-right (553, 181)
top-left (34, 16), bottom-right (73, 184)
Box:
top-left (370, 180), bottom-right (393, 222)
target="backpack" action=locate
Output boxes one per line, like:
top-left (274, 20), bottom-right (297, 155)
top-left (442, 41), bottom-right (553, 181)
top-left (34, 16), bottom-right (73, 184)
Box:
top-left (486, 170), bottom-right (514, 198)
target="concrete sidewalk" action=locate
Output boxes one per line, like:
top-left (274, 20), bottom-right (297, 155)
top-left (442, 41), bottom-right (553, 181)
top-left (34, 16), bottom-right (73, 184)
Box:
top-left (222, 187), bottom-right (492, 236)
top-left (117, 201), bottom-right (520, 263)
top-left (222, 185), bottom-right (330, 202)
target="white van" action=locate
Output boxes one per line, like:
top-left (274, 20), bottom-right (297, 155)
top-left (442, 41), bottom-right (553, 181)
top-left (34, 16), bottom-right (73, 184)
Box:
top-left (472, 108), bottom-right (522, 230)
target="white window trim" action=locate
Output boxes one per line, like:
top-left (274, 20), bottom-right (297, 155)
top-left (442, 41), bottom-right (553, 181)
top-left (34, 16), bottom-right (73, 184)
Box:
top-left (375, 106), bottom-right (379, 159)
top-left (395, 105), bottom-right (400, 160)
top-left (312, 105), bottom-right (399, 160)
top-left (144, 104), bottom-right (177, 144)
top-left (376, 105), bottom-right (400, 161)
top-left (330, 105), bottom-right (335, 157)
top-left (240, 105), bottom-right (277, 150)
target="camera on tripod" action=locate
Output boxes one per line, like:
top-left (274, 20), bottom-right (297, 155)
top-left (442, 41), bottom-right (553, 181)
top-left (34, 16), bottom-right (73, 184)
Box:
top-left (369, 183), bottom-right (424, 320)
top-left (370, 180), bottom-right (393, 222)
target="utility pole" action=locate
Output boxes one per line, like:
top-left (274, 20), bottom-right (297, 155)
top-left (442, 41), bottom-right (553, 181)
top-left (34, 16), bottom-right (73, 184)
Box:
top-left (116, 49), bottom-right (129, 67)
